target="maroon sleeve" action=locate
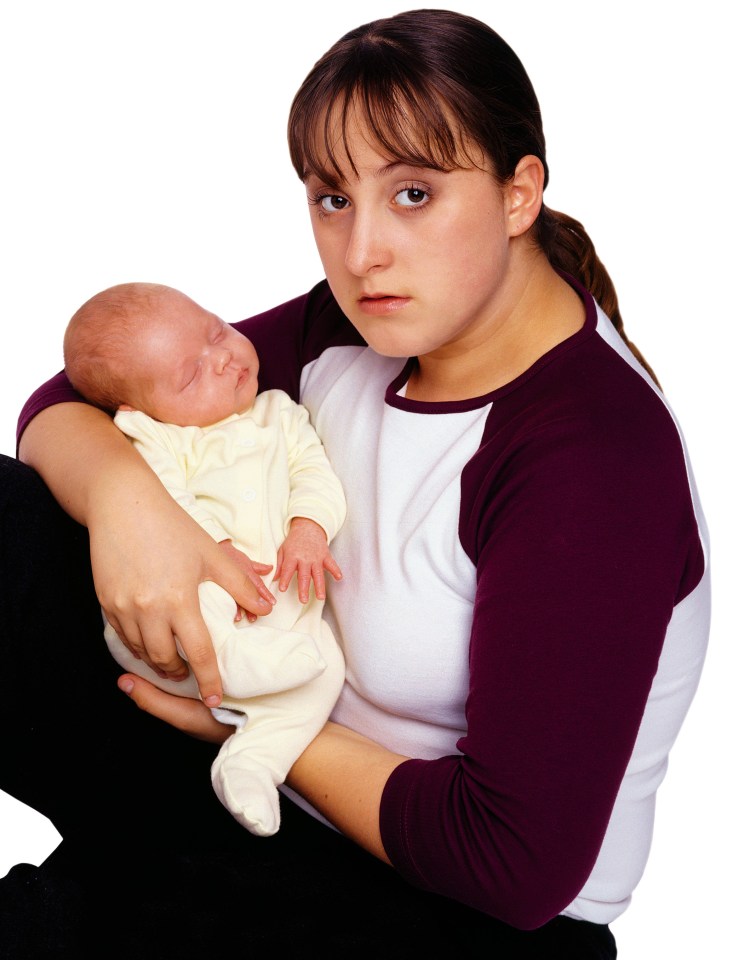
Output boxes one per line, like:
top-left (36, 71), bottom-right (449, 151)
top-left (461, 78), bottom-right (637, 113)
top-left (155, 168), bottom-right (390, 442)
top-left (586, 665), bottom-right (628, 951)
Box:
top-left (16, 371), bottom-right (87, 451)
top-left (16, 280), bottom-right (348, 451)
top-left (379, 339), bottom-right (705, 928)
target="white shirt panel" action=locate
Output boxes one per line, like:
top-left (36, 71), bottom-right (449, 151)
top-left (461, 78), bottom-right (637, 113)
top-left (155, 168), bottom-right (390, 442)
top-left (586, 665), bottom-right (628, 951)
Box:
top-left (301, 346), bottom-right (485, 753)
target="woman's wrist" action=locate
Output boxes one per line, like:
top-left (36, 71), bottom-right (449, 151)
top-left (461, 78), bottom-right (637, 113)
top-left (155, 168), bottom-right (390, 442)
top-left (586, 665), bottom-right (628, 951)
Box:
top-left (286, 721), bottom-right (408, 863)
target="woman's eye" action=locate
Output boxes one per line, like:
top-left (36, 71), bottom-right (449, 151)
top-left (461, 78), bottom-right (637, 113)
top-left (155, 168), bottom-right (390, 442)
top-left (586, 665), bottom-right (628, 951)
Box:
top-left (394, 187), bottom-right (429, 207)
top-left (319, 194), bottom-right (349, 213)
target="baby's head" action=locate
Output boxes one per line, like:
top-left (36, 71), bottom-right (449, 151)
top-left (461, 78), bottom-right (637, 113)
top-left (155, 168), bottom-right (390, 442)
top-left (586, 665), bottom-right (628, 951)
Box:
top-left (64, 282), bottom-right (259, 427)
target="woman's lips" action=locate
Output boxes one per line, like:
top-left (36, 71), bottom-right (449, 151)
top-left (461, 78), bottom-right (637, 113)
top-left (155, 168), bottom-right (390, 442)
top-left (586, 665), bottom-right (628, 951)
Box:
top-left (357, 294), bottom-right (411, 316)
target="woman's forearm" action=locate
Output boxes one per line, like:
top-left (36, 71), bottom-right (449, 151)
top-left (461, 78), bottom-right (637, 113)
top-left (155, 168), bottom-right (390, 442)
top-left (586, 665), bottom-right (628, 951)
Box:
top-left (18, 402), bottom-right (168, 526)
top-left (286, 721), bottom-right (408, 863)
top-left (18, 402), bottom-right (164, 525)
top-left (18, 401), bottom-right (273, 702)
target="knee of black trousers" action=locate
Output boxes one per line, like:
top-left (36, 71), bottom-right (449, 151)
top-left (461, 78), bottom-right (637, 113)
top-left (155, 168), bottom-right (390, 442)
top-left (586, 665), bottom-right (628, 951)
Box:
top-left (0, 454), bottom-right (224, 838)
top-left (0, 453), bottom-right (96, 594)
top-left (0, 453), bottom-right (102, 699)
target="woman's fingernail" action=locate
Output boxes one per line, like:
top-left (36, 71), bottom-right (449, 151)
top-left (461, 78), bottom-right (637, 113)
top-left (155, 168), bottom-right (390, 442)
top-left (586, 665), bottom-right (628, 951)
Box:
top-left (204, 695), bottom-right (221, 708)
top-left (118, 678), bottom-right (135, 696)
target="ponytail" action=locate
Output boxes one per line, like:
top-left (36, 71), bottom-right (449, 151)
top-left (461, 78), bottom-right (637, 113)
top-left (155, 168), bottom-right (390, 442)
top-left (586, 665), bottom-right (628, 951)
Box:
top-left (536, 207), bottom-right (661, 388)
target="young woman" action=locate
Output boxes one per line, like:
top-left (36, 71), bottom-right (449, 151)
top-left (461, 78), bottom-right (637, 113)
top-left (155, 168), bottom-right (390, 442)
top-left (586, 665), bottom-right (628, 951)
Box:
top-left (2, 10), bottom-right (709, 957)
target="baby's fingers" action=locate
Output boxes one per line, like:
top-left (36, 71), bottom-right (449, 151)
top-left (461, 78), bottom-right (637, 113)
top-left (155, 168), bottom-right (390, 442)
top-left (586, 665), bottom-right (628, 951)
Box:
top-left (277, 555), bottom-right (298, 594)
top-left (296, 563), bottom-right (313, 604)
top-left (311, 563), bottom-right (326, 601)
top-left (323, 554), bottom-right (344, 582)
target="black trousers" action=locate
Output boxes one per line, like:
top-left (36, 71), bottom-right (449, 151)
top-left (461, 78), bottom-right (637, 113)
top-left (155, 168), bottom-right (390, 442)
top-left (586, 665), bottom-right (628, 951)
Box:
top-left (0, 454), bottom-right (617, 959)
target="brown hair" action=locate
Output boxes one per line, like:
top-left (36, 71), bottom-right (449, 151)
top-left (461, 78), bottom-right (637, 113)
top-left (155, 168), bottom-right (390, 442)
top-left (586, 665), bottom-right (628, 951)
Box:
top-left (63, 282), bottom-right (169, 410)
top-left (288, 8), bottom-right (659, 385)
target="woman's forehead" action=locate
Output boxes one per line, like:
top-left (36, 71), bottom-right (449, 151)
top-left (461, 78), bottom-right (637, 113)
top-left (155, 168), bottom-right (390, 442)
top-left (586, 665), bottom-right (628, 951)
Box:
top-left (298, 90), bottom-right (479, 185)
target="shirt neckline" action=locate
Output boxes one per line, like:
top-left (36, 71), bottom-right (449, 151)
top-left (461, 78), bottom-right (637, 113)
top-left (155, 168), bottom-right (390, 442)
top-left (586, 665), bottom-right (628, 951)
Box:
top-left (384, 272), bottom-right (597, 414)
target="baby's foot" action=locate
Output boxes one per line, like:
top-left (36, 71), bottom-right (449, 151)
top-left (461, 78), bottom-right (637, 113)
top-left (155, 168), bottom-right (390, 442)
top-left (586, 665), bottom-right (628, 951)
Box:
top-left (211, 750), bottom-right (281, 837)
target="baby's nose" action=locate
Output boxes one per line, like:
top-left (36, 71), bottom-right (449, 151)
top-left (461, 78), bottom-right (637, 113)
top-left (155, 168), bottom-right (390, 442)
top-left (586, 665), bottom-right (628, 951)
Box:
top-left (214, 346), bottom-right (232, 372)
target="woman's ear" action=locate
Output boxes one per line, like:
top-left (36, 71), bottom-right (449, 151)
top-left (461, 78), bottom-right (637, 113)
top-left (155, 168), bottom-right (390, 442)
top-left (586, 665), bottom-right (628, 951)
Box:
top-left (505, 155), bottom-right (545, 238)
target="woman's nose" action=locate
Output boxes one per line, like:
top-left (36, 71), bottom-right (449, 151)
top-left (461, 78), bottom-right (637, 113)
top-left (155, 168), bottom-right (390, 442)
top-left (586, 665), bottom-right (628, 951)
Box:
top-left (344, 210), bottom-right (391, 276)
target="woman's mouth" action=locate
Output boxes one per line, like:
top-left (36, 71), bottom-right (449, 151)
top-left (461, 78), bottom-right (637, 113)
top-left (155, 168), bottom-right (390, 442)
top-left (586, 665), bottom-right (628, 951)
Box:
top-left (357, 294), bottom-right (411, 316)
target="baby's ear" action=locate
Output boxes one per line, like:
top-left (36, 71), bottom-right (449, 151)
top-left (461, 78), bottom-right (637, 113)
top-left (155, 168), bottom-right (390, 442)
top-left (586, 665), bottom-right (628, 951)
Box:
top-left (117, 403), bottom-right (135, 412)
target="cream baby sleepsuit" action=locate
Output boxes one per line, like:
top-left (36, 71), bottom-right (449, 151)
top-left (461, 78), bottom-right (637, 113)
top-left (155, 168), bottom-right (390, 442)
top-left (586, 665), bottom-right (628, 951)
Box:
top-left (104, 389), bottom-right (346, 837)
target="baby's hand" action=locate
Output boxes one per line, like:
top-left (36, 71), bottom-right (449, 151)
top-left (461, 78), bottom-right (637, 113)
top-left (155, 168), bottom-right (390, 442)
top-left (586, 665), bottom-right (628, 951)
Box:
top-left (274, 517), bottom-right (343, 603)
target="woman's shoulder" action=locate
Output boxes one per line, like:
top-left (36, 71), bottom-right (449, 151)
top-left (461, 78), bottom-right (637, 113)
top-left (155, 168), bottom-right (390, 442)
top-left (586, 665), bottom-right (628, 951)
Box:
top-left (488, 306), bottom-right (684, 458)
top-left (464, 317), bottom-right (705, 563)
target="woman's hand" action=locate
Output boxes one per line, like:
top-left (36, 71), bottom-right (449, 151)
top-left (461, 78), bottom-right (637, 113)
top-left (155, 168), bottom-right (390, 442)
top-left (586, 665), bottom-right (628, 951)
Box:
top-left (218, 539), bottom-right (275, 622)
top-left (89, 481), bottom-right (275, 705)
top-left (118, 672), bottom-right (406, 864)
top-left (117, 674), bottom-right (230, 743)
top-left (20, 402), bottom-right (274, 706)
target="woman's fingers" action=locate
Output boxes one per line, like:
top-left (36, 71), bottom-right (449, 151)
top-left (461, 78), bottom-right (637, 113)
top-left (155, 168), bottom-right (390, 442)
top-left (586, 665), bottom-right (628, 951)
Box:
top-left (104, 581), bottom-right (223, 703)
top-left (229, 558), bottom-right (275, 607)
top-left (110, 614), bottom-right (187, 681)
top-left (216, 540), bottom-right (275, 608)
top-left (214, 556), bottom-right (275, 621)
top-left (167, 603), bottom-right (224, 706)
top-left (103, 539), bottom-right (280, 707)
top-left (117, 674), bottom-right (230, 743)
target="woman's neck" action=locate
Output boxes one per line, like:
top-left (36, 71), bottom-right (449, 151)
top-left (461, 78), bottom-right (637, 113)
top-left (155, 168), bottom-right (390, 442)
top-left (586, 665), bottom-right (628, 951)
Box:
top-left (405, 254), bottom-right (585, 403)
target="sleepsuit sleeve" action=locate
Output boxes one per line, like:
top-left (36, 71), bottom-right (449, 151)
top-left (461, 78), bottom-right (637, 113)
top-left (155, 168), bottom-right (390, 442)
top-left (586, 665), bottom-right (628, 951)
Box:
top-left (278, 394), bottom-right (346, 543)
top-left (113, 410), bottom-right (231, 545)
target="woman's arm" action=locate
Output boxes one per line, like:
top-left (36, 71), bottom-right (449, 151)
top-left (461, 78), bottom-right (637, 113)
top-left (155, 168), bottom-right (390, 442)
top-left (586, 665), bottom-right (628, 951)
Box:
top-left (19, 402), bottom-right (273, 704)
top-left (14, 289), bottom-right (335, 701)
top-left (116, 675), bottom-right (406, 861)
top-left (285, 722), bottom-right (405, 861)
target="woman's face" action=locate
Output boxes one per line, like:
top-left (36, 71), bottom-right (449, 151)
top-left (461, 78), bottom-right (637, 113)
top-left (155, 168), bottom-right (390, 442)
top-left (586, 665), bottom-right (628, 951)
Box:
top-left (305, 118), bottom-right (515, 362)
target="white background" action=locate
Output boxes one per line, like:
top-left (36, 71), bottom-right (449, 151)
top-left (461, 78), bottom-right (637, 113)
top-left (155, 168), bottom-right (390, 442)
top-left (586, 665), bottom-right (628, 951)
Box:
top-left (1, 1), bottom-right (741, 954)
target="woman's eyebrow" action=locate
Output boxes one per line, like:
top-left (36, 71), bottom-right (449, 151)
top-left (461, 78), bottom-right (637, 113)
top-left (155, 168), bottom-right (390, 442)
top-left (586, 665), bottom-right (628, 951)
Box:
top-left (304, 168), bottom-right (343, 189)
top-left (305, 159), bottom-right (443, 188)
top-left (372, 160), bottom-right (444, 180)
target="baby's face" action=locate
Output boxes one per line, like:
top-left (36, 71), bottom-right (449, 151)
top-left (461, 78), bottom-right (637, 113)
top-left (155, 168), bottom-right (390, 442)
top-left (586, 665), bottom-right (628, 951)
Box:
top-left (128, 292), bottom-right (259, 427)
